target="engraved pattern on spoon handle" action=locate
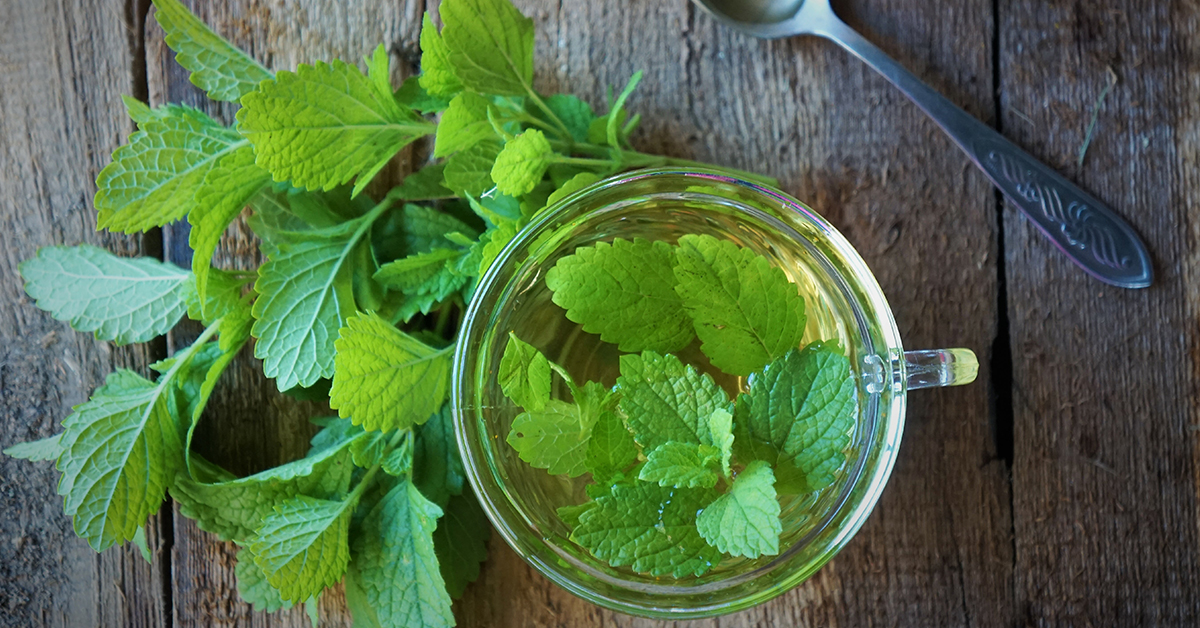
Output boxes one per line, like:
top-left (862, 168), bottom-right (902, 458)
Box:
top-left (971, 138), bottom-right (1151, 287)
top-left (807, 10), bottom-right (1153, 288)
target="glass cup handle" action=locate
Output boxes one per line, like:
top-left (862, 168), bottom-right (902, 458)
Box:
top-left (904, 349), bottom-right (979, 390)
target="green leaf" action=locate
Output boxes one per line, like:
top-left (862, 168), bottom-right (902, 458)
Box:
top-left (348, 481), bottom-right (454, 628)
top-left (189, 144), bottom-right (271, 308)
top-left (708, 408), bottom-right (734, 477)
top-left (373, 248), bottom-right (466, 302)
top-left (615, 351), bottom-right (732, 452)
top-left (540, 94), bottom-right (595, 143)
top-left (674, 234), bottom-right (808, 376)
top-left (152, 0), bottom-right (273, 102)
top-left (604, 72), bottom-right (643, 148)
top-left (365, 44), bottom-right (393, 101)
top-left (397, 204), bottom-right (479, 256)
top-left (435, 92), bottom-right (498, 157)
top-left (171, 434), bottom-right (358, 542)
top-left (235, 546), bottom-right (294, 613)
top-left (506, 400), bottom-right (595, 477)
top-left (413, 405), bottom-right (465, 508)
top-left (418, 13), bottom-right (463, 99)
top-left (433, 489), bottom-right (491, 599)
top-left (546, 238), bottom-right (693, 353)
top-left (545, 172), bottom-right (599, 209)
top-left (491, 129), bottom-right (553, 196)
top-left (3, 434), bottom-right (64, 462)
top-left (251, 209), bottom-right (383, 391)
top-left (249, 495), bottom-right (354, 603)
top-left (237, 59), bottom-right (433, 196)
top-left (329, 311), bottom-right (453, 432)
top-left (637, 441), bottom-right (720, 489)
top-left (20, 245), bottom-right (190, 345)
top-left (386, 166), bottom-right (456, 203)
top-left (122, 95), bottom-right (157, 124)
top-left (96, 105), bottom-right (247, 233)
top-left (734, 344), bottom-right (855, 493)
top-left (395, 76), bottom-right (450, 114)
top-left (498, 332), bottom-right (551, 411)
top-left (444, 140), bottom-right (501, 197)
top-left (56, 370), bottom-right (182, 551)
top-left (440, 0), bottom-right (535, 96)
top-left (131, 526), bottom-right (153, 564)
top-left (584, 406), bottom-right (637, 483)
top-left (572, 482), bottom-right (720, 578)
top-left (696, 460), bottom-right (781, 558)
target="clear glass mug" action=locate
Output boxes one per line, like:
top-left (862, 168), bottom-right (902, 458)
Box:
top-left (451, 169), bottom-right (978, 618)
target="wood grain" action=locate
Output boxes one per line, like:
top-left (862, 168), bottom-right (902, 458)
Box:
top-left (0, 1), bottom-right (168, 627)
top-left (1000, 0), bottom-right (1200, 624)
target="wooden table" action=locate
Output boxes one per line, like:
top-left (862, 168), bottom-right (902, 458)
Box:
top-left (2, 0), bottom-right (1197, 626)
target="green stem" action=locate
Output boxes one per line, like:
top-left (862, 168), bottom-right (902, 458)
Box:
top-left (157, 319), bottom-right (223, 389)
top-left (347, 428), bottom-right (411, 504)
top-left (433, 303), bottom-right (453, 337)
top-left (547, 140), bottom-right (779, 186)
top-left (524, 87), bottom-right (574, 142)
top-left (550, 155), bottom-right (618, 169)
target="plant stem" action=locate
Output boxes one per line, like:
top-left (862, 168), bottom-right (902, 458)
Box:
top-left (547, 139), bottom-right (780, 186)
top-left (524, 86), bottom-right (574, 142)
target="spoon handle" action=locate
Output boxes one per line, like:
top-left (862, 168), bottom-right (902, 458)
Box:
top-left (803, 10), bottom-right (1153, 288)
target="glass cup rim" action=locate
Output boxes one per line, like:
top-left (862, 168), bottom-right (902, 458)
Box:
top-left (452, 167), bottom-right (909, 618)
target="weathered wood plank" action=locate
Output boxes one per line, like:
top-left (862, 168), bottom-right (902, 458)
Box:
top-left (0, 1), bottom-right (169, 627)
top-left (453, 0), bottom-right (1012, 626)
top-left (1000, 0), bottom-right (1200, 624)
top-left (144, 1), bottom-right (423, 626)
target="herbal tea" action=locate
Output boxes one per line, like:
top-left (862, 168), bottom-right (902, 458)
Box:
top-left (493, 229), bottom-right (862, 580)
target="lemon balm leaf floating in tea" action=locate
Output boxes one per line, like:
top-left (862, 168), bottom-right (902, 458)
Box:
top-left (19, 245), bottom-right (190, 345)
top-left (616, 351), bottom-right (733, 451)
top-left (347, 482), bottom-right (454, 628)
top-left (330, 311), bottom-right (453, 432)
top-left (696, 460), bottom-right (782, 558)
top-left (638, 442), bottom-right (722, 489)
top-left (546, 238), bottom-right (694, 353)
top-left (237, 58), bottom-right (435, 196)
top-left (507, 400), bottom-right (595, 477)
top-left (734, 344), bottom-right (856, 494)
top-left (674, 233), bottom-right (808, 376)
top-left (151, 0), bottom-right (274, 102)
top-left (585, 406), bottom-right (639, 484)
top-left (572, 482), bottom-right (722, 578)
top-left (498, 332), bottom-right (552, 411)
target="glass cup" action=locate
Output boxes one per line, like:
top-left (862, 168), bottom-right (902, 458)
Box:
top-left (451, 168), bottom-right (978, 619)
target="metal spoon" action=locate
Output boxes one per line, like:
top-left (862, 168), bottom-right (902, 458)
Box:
top-left (692, 0), bottom-right (1153, 288)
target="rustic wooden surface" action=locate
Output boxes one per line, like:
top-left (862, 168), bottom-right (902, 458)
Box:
top-left (0, 0), bottom-right (1195, 626)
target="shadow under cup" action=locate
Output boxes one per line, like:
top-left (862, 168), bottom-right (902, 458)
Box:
top-left (451, 169), bottom-right (908, 618)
